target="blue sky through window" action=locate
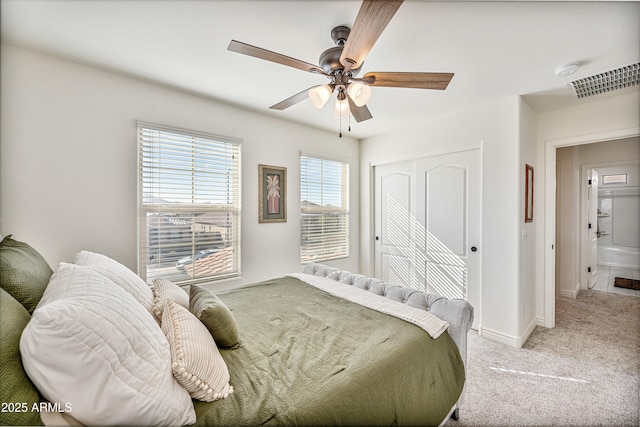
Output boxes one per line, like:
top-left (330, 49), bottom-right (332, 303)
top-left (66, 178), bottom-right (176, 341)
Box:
top-left (301, 156), bottom-right (347, 208)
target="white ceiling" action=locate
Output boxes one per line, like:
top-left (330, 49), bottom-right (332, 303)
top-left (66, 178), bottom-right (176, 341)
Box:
top-left (2, 0), bottom-right (639, 139)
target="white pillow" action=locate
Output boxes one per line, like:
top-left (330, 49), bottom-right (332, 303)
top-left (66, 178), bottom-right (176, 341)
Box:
top-left (21, 263), bottom-right (196, 426)
top-left (152, 277), bottom-right (189, 324)
top-left (162, 299), bottom-right (234, 402)
top-left (72, 250), bottom-right (154, 313)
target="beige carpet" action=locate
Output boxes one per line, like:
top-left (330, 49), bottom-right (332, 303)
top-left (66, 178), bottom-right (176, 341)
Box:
top-left (451, 290), bottom-right (640, 426)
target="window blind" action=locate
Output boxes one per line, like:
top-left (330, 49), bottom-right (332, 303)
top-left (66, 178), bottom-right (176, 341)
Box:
top-left (300, 155), bottom-right (349, 263)
top-left (138, 122), bottom-right (241, 284)
top-left (601, 173), bottom-right (628, 185)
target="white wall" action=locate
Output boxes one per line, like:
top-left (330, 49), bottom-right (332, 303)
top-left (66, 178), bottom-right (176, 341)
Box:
top-left (518, 99), bottom-right (538, 341)
top-left (360, 96), bottom-right (523, 345)
top-left (555, 145), bottom-right (581, 297)
top-left (0, 44), bottom-right (360, 289)
top-left (536, 91), bottom-right (640, 322)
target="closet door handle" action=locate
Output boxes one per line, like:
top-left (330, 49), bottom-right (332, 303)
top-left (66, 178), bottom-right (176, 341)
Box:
top-left (470, 246), bottom-right (478, 252)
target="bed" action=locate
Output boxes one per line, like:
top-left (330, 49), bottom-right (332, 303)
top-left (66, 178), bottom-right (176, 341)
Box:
top-left (1, 235), bottom-right (473, 426)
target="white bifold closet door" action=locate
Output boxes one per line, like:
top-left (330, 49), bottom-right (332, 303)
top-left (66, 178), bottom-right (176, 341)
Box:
top-left (374, 147), bottom-right (481, 330)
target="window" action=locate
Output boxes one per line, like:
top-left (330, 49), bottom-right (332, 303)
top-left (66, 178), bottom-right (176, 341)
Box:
top-left (138, 122), bottom-right (241, 284)
top-left (601, 173), bottom-right (628, 186)
top-left (300, 155), bottom-right (349, 263)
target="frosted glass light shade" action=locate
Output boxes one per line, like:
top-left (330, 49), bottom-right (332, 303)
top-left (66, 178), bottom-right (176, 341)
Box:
top-left (333, 98), bottom-right (349, 118)
top-left (347, 82), bottom-right (372, 106)
top-left (308, 84), bottom-right (332, 109)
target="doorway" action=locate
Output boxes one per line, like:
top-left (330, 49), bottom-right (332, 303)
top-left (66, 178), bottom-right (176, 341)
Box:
top-left (544, 129), bottom-right (640, 328)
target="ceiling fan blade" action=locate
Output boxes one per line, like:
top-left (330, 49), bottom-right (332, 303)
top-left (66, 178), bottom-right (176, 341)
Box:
top-left (347, 96), bottom-right (373, 122)
top-left (228, 40), bottom-right (324, 74)
top-left (362, 72), bottom-right (454, 90)
top-left (270, 86), bottom-right (317, 110)
top-left (340, 0), bottom-right (404, 72)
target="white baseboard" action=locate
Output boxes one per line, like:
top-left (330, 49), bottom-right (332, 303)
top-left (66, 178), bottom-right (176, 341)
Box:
top-left (558, 289), bottom-right (573, 298)
top-left (518, 317), bottom-right (538, 347)
top-left (479, 316), bottom-right (542, 349)
top-left (479, 318), bottom-right (539, 349)
top-left (479, 327), bottom-right (520, 348)
top-left (558, 282), bottom-right (580, 299)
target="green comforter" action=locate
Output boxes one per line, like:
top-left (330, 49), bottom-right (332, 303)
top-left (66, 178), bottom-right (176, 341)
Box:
top-left (193, 276), bottom-right (465, 426)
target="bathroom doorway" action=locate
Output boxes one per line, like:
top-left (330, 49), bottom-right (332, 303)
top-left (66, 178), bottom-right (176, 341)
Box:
top-left (555, 137), bottom-right (640, 300)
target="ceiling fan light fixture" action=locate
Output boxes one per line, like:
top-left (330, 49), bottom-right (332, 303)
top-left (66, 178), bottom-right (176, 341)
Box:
top-left (347, 82), bottom-right (372, 107)
top-left (308, 84), bottom-right (333, 109)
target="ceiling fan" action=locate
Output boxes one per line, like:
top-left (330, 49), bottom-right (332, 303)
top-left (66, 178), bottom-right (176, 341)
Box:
top-left (227, 0), bottom-right (454, 136)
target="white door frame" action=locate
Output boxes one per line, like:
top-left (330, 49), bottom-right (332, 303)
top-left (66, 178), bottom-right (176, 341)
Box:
top-left (544, 127), bottom-right (640, 328)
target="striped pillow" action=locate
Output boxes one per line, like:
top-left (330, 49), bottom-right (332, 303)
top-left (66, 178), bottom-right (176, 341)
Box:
top-left (161, 300), bottom-right (234, 402)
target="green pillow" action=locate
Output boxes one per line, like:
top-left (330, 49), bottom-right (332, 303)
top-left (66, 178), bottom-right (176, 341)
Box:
top-left (189, 286), bottom-right (239, 349)
top-left (0, 235), bottom-right (53, 314)
top-left (0, 288), bottom-right (43, 426)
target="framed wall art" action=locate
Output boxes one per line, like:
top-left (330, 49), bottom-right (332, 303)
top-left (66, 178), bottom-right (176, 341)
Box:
top-left (258, 164), bottom-right (287, 223)
top-left (525, 164), bottom-right (534, 223)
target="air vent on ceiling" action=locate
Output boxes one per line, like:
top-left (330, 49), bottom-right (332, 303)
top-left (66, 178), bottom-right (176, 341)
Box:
top-left (568, 62), bottom-right (639, 99)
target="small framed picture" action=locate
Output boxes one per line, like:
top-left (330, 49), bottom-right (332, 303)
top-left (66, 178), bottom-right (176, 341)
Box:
top-left (258, 164), bottom-right (286, 223)
top-left (525, 164), bottom-right (534, 223)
